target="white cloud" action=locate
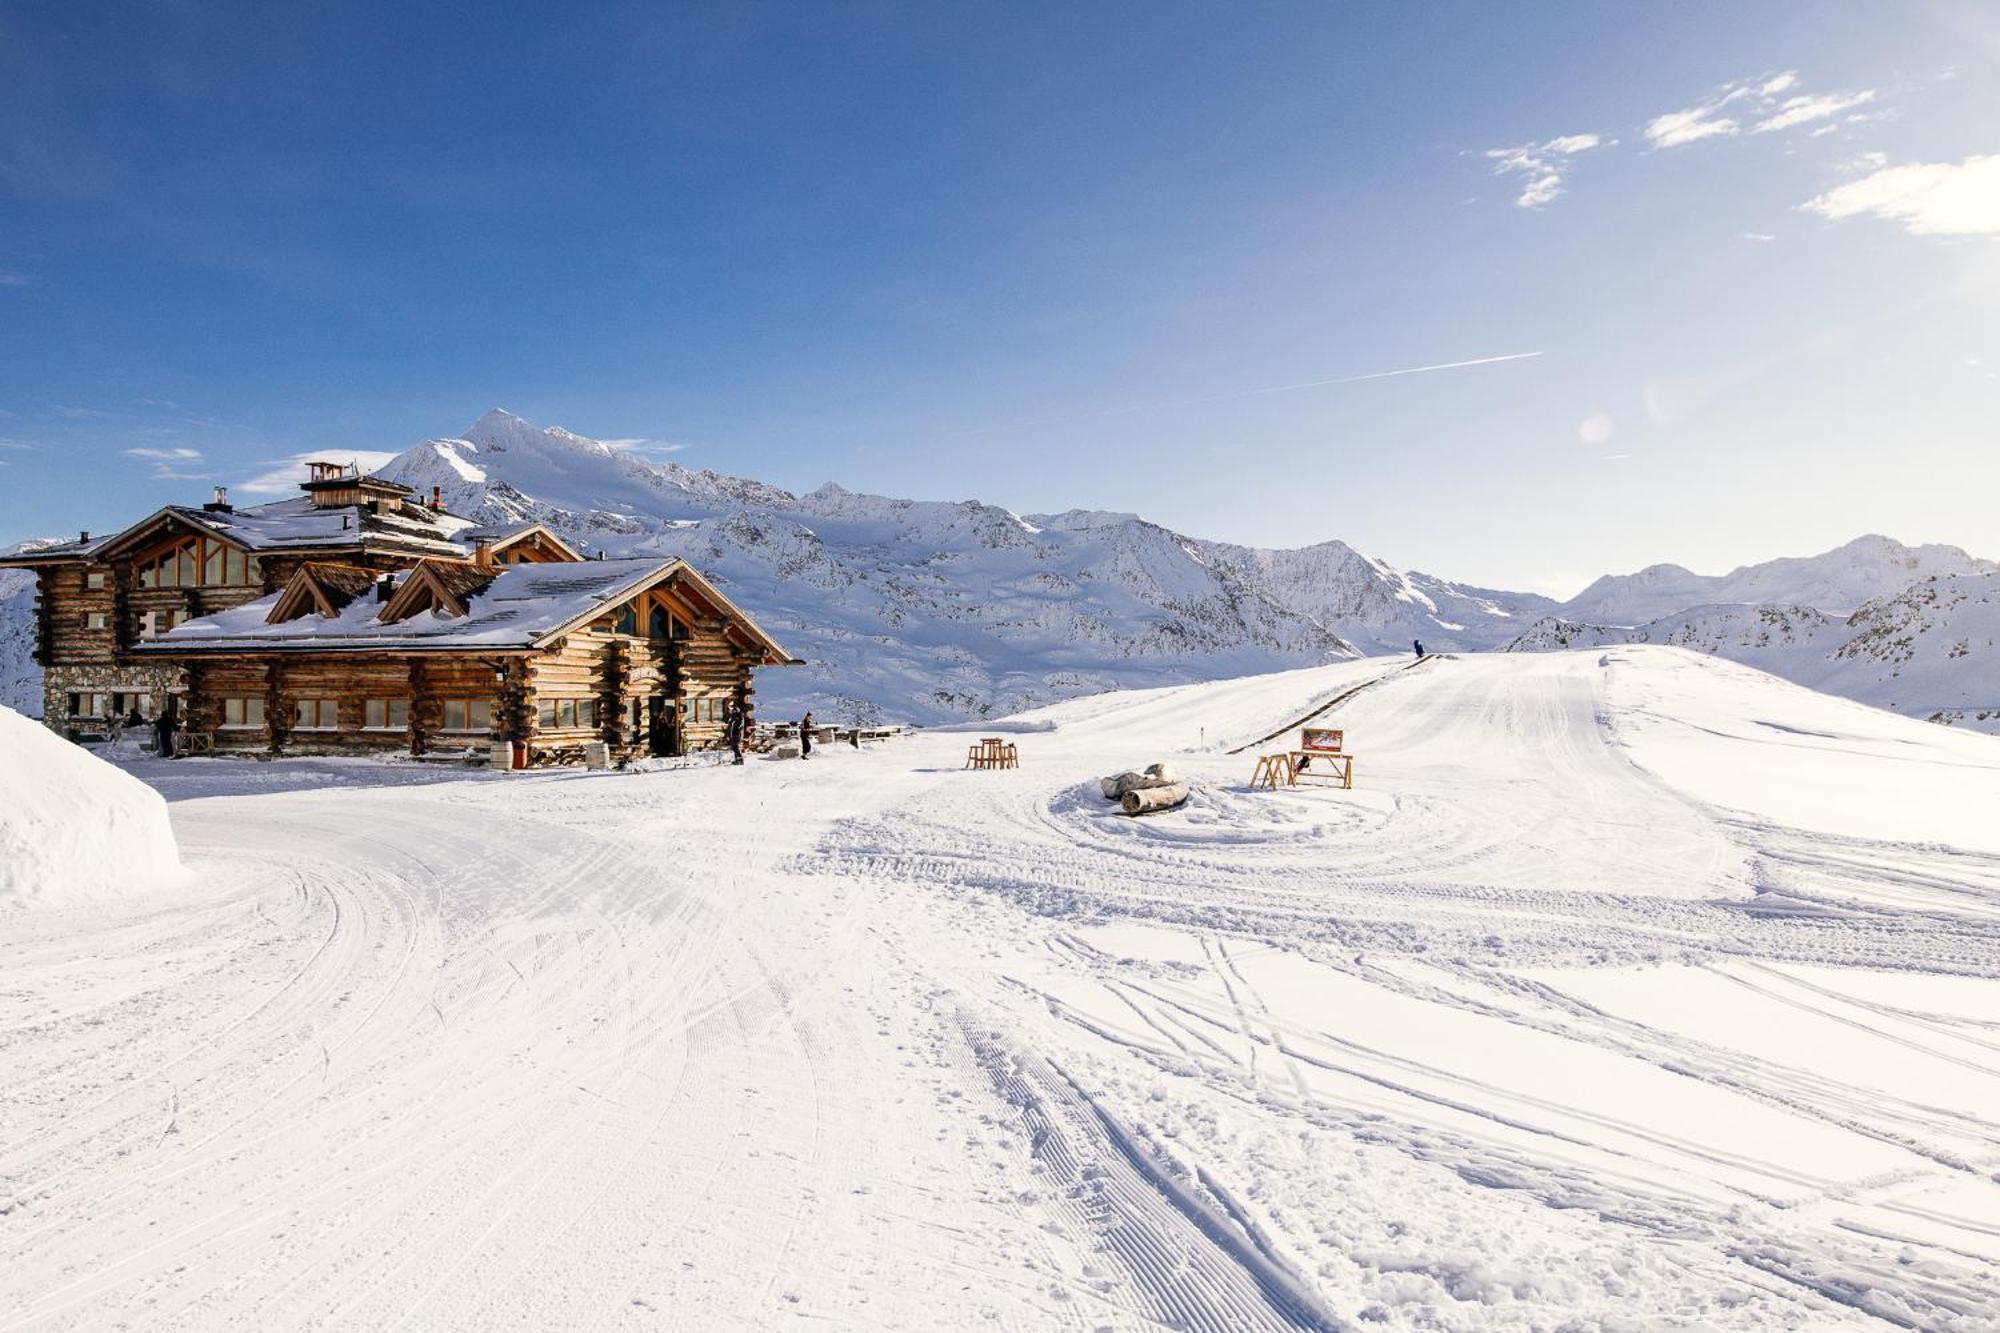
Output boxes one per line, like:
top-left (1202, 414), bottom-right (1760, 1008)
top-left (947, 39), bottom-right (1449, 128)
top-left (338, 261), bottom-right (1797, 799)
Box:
top-left (0, 270), bottom-right (32, 288)
top-left (1753, 89), bottom-right (1876, 134)
top-left (1645, 72), bottom-right (1877, 149)
top-left (1740, 231), bottom-right (1778, 242)
top-left (1485, 132), bottom-right (1609, 209)
top-left (238, 449), bottom-right (399, 495)
top-left (1802, 154), bottom-right (2000, 236)
top-left (1578, 412), bottom-right (1616, 445)
top-left (123, 445), bottom-right (216, 479)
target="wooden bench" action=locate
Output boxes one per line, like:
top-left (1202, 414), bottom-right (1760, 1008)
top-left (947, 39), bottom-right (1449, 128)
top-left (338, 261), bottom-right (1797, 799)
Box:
top-left (965, 736), bottom-right (1019, 770)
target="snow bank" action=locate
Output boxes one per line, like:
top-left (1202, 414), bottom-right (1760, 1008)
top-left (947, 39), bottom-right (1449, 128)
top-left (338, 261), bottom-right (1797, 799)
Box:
top-left (0, 706), bottom-right (183, 910)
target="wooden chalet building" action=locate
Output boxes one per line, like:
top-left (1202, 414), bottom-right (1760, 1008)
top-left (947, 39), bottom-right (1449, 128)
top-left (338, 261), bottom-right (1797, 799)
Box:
top-left (0, 463), bottom-right (796, 764)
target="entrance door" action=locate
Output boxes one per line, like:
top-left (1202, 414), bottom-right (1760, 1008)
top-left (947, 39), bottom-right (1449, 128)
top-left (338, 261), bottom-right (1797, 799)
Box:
top-left (646, 696), bottom-right (669, 757)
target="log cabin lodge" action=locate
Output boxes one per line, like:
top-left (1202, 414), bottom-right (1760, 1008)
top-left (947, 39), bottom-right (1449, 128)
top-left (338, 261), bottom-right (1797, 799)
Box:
top-left (0, 463), bottom-right (798, 765)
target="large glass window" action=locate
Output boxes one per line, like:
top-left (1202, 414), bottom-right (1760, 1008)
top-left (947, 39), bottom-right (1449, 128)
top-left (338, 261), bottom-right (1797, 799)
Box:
top-left (137, 537), bottom-right (261, 588)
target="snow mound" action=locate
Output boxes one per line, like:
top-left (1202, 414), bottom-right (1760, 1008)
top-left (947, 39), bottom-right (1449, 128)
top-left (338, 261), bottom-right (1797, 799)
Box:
top-left (0, 706), bottom-right (183, 910)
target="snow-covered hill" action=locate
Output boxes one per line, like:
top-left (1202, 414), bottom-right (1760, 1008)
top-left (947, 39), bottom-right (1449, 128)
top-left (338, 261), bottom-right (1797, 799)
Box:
top-left (373, 410), bottom-right (1554, 721)
top-left (1558, 534), bottom-right (1995, 624)
top-left (1508, 571), bottom-right (2000, 732)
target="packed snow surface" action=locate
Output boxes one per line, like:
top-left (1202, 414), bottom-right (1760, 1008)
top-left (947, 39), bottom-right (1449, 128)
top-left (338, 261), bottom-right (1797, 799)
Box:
top-left (0, 705), bottom-right (182, 911)
top-left (4, 649), bottom-right (1999, 1329)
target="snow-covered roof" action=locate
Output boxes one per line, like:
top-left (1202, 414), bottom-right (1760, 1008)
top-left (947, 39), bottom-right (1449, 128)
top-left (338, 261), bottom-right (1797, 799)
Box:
top-left (0, 494), bottom-right (478, 568)
top-left (133, 556), bottom-right (795, 662)
top-left (453, 520), bottom-right (584, 560)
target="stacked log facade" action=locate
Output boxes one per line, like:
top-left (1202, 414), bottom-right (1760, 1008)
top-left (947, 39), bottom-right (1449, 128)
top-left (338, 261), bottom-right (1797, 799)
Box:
top-left (14, 505), bottom-right (785, 766)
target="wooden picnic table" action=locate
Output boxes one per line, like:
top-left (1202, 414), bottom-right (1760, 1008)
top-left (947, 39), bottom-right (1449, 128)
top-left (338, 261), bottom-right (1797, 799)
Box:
top-left (965, 736), bottom-right (1019, 770)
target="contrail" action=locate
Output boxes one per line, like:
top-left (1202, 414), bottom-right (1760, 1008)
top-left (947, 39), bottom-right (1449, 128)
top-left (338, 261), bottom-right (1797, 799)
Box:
top-left (1198, 350), bottom-right (1544, 403)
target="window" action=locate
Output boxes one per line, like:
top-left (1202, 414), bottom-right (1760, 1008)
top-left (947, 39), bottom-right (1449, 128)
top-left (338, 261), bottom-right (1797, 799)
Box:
top-left (614, 606), bottom-right (637, 636)
top-left (647, 605), bottom-right (688, 641)
top-left (85, 571), bottom-right (108, 590)
top-left (222, 697), bottom-right (265, 728)
top-left (536, 697), bottom-right (596, 730)
top-left (293, 698), bottom-right (338, 729)
top-left (86, 612), bottom-right (109, 630)
top-left (363, 698), bottom-right (410, 730)
top-left (441, 699), bottom-right (492, 732)
top-left (67, 692), bottom-right (112, 718)
top-left (137, 537), bottom-right (262, 589)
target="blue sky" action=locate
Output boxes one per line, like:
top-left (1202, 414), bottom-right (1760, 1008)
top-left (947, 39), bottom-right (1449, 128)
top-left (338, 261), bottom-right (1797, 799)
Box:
top-left (1, 2), bottom-right (1995, 595)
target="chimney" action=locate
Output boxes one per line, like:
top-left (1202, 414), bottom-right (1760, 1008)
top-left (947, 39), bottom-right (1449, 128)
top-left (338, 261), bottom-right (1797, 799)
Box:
top-left (79, 530), bottom-right (90, 543)
top-left (430, 486), bottom-right (441, 511)
top-left (473, 538), bottom-right (494, 570)
top-left (203, 485), bottom-right (233, 513)
top-left (377, 573), bottom-right (396, 603)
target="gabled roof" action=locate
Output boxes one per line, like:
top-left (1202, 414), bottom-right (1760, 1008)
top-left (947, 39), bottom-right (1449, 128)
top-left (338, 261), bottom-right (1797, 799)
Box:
top-left (267, 563), bottom-right (381, 624)
top-left (377, 558), bottom-right (496, 623)
top-left (456, 521), bottom-right (584, 562)
top-left (132, 555), bottom-right (797, 664)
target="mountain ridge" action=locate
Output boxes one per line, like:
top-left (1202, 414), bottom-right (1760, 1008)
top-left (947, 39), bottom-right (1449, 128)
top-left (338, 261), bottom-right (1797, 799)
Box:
top-left (1, 408), bottom-right (1990, 728)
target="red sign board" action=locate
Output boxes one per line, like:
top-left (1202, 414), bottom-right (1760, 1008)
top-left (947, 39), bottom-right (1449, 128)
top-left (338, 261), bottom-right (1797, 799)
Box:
top-left (1301, 727), bottom-right (1344, 753)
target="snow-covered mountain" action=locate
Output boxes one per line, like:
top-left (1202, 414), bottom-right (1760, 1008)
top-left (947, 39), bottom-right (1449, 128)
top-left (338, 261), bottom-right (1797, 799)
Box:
top-left (1558, 535), bottom-right (1995, 624)
top-left (4, 408), bottom-right (1991, 729)
top-left (371, 410), bottom-right (1553, 721)
top-left (0, 546), bottom-right (49, 717)
top-left (1509, 572), bottom-right (2000, 732)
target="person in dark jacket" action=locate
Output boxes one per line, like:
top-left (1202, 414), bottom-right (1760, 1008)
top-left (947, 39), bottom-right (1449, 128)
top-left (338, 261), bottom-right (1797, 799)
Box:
top-left (152, 697), bottom-right (178, 759)
top-left (725, 701), bottom-right (746, 765)
top-left (1413, 639), bottom-right (1425, 658)
top-left (800, 710), bottom-right (814, 759)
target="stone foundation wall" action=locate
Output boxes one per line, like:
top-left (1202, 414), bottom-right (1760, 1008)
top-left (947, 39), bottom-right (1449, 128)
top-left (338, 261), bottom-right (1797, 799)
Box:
top-left (41, 661), bottom-right (188, 735)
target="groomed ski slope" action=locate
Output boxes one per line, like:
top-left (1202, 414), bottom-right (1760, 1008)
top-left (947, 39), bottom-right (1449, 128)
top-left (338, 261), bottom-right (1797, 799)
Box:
top-left (4, 647), bottom-right (1999, 1330)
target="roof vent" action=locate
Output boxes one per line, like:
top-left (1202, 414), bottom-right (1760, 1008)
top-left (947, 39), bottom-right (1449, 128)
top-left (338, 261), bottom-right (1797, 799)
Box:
top-left (203, 485), bottom-right (233, 514)
top-left (79, 530), bottom-right (90, 543)
top-left (377, 574), bottom-right (396, 603)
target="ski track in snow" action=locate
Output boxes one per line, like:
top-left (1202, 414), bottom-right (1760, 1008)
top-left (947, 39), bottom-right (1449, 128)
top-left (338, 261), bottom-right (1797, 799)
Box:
top-left (4, 647), bottom-right (2000, 1330)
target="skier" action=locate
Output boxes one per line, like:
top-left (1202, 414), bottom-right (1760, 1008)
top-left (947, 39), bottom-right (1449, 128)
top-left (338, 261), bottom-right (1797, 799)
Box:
top-left (725, 700), bottom-right (746, 765)
top-left (1413, 639), bottom-right (1425, 659)
top-left (799, 710), bottom-right (815, 760)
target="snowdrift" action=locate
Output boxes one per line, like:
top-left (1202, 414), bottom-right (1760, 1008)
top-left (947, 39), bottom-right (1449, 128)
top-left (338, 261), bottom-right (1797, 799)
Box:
top-left (0, 705), bottom-right (183, 910)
